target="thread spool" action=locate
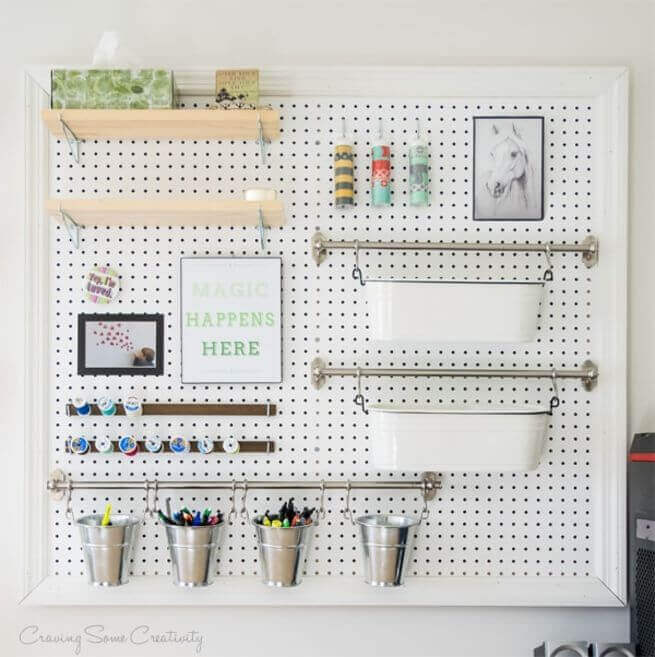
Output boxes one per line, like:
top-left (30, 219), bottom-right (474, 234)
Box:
top-left (145, 436), bottom-right (163, 453)
top-left (170, 436), bottom-right (191, 454)
top-left (72, 397), bottom-right (91, 416)
top-left (334, 118), bottom-right (354, 209)
top-left (409, 118), bottom-right (429, 207)
top-left (97, 396), bottom-right (116, 417)
top-left (371, 118), bottom-right (391, 207)
top-left (118, 435), bottom-right (139, 457)
top-left (197, 437), bottom-right (214, 455)
top-left (124, 396), bottom-right (142, 417)
top-left (69, 436), bottom-right (90, 455)
top-left (95, 436), bottom-right (114, 453)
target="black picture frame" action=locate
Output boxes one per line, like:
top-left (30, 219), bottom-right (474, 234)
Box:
top-left (472, 115), bottom-right (545, 221)
top-left (77, 313), bottom-right (164, 376)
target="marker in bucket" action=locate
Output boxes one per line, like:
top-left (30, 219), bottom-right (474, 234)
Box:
top-left (170, 436), bottom-right (191, 455)
top-left (118, 435), bottom-right (139, 457)
top-left (101, 503), bottom-right (112, 526)
top-left (123, 396), bottom-right (142, 417)
top-left (145, 435), bottom-right (163, 453)
top-left (95, 436), bottom-right (114, 453)
top-left (69, 436), bottom-right (90, 455)
top-left (97, 396), bottom-right (117, 417)
top-left (72, 397), bottom-right (91, 416)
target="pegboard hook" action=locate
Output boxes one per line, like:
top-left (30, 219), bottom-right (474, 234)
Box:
top-left (239, 479), bottom-right (250, 521)
top-left (257, 207), bottom-right (267, 251)
top-left (417, 478), bottom-right (430, 525)
top-left (144, 479), bottom-right (159, 518)
top-left (257, 111), bottom-right (267, 165)
top-left (353, 367), bottom-right (368, 414)
top-left (543, 244), bottom-right (554, 282)
top-left (59, 114), bottom-right (81, 164)
top-left (318, 480), bottom-right (327, 520)
top-left (549, 369), bottom-right (561, 415)
top-left (65, 479), bottom-right (74, 521)
top-left (228, 479), bottom-right (238, 523)
top-left (60, 208), bottom-right (81, 249)
top-left (352, 240), bottom-right (365, 286)
top-left (342, 481), bottom-right (356, 526)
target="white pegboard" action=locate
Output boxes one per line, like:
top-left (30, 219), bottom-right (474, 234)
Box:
top-left (49, 96), bottom-right (597, 580)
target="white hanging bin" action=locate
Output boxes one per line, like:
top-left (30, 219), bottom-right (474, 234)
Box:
top-left (364, 279), bottom-right (545, 343)
top-left (368, 404), bottom-right (549, 472)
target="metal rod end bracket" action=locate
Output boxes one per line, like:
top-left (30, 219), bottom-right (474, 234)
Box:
top-left (312, 231), bottom-right (327, 265)
top-left (48, 469), bottom-right (68, 500)
top-left (311, 357), bottom-right (327, 389)
top-left (582, 359), bottom-right (599, 391)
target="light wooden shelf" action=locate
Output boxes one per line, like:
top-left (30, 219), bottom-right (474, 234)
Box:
top-left (46, 198), bottom-right (285, 228)
top-left (41, 108), bottom-right (280, 141)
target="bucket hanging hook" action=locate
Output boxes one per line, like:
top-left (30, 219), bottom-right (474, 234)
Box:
top-left (352, 240), bottom-right (365, 286)
top-left (228, 479), bottom-right (238, 523)
top-left (342, 481), bottom-right (356, 526)
top-left (543, 244), bottom-right (554, 282)
top-left (549, 369), bottom-right (561, 415)
top-left (65, 479), bottom-right (74, 521)
top-left (240, 480), bottom-right (250, 521)
top-left (353, 367), bottom-right (368, 414)
top-left (417, 478), bottom-right (430, 525)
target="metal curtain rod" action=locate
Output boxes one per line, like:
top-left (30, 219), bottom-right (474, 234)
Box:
top-left (47, 470), bottom-right (441, 501)
top-left (311, 231), bottom-right (599, 268)
top-left (310, 357), bottom-right (599, 391)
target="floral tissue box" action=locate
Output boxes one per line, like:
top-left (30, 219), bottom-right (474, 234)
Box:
top-left (51, 69), bottom-right (174, 109)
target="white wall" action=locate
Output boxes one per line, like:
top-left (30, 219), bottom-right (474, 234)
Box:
top-left (2, 1), bottom-right (652, 654)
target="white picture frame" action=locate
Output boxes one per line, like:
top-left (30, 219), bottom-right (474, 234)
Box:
top-left (180, 257), bottom-right (282, 384)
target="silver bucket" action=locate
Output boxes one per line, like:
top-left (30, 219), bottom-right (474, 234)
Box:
top-left (356, 514), bottom-right (419, 587)
top-left (165, 523), bottom-right (224, 587)
top-left (254, 521), bottom-right (314, 587)
top-left (76, 514), bottom-right (141, 587)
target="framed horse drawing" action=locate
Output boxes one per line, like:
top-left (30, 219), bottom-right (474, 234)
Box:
top-left (473, 116), bottom-right (544, 221)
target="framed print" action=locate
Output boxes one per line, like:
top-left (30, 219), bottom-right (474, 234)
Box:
top-left (180, 257), bottom-right (282, 384)
top-left (473, 116), bottom-right (544, 221)
top-left (77, 313), bottom-right (164, 376)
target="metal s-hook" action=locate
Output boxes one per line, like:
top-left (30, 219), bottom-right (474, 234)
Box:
top-left (353, 367), bottom-right (368, 414)
top-left (65, 479), bottom-right (74, 521)
top-left (549, 369), bottom-right (561, 415)
top-left (543, 244), bottom-right (554, 282)
top-left (319, 480), bottom-right (326, 520)
top-left (342, 481), bottom-right (356, 526)
top-left (240, 480), bottom-right (250, 521)
top-left (228, 480), bottom-right (238, 523)
top-left (417, 478), bottom-right (430, 525)
top-left (352, 240), bottom-right (365, 286)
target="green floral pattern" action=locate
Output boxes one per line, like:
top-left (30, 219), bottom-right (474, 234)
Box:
top-left (51, 69), bottom-right (173, 109)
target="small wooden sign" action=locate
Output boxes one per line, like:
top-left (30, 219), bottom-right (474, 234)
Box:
top-left (215, 69), bottom-right (259, 109)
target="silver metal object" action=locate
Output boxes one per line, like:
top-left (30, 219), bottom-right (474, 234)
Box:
top-left (311, 231), bottom-right (599, 268)
top-left (310, 356), bottom-right (599, 392)
top-left (60, 116), bottom-right (81, 164)
top-left (76, 514), bottom-right (141, 587)
top-left (257, 113), bottom-right (267, 165)
top-left (47, 471), bottom-right (441, 498)
top-left (60, 210), bottom-right (81, 249)
top-left (164, 522), bottom-right (225, 587)
top-left (356, 514), bottom-right (420, 587)
top-left (253, 520), bottom-right (314, 587)
top-left (257, 207), bottom-right (266, 250)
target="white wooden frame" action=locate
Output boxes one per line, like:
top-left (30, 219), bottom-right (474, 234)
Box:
top-left (21, 66), bottom-right (628, 607)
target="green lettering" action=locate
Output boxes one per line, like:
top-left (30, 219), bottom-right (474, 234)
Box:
top-left (185, 312), bottom-right (199, 327)
top-left (202, 341), bottom-right (217, 356)
top-left (216, 312), bottom-right (226, 326)
top-left (249, 341), bottom-right (260, 356)
top-left (251, 312), bottom-right (263, 327)
top-left (239, 312), bottom-right (249, 327)
top-left (265, 312), bottom-right (275, 326)
top-left (234, 341), bottom-right (245, 356)
top-left (202, 313), bottom-right (213, 327)
top-left (221, 341), bottom-right (232, 356)
top-left (192, 283), bottom-right (209, 297)
top-left (227, 312), bottom-right (237, 327)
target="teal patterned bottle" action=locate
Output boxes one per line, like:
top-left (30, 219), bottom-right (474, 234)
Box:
top-left (409, 119), bottom-right (429, 207)
top-left (371, 119), bottom-right (391, 207)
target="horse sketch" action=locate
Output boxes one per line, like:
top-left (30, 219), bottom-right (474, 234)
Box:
top-left (474, 119), bottom-right (542, 220)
